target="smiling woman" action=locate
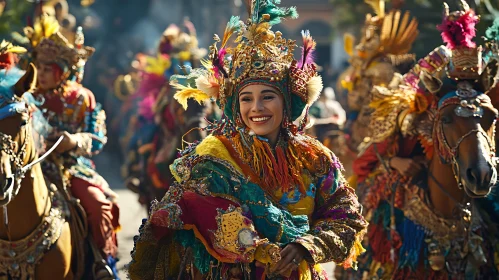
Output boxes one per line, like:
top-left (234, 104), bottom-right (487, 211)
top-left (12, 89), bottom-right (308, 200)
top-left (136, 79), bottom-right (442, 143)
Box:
top-left (238, 85), bottom-right (284, 146)
top-left (128, 1), bottom-right (367, 279)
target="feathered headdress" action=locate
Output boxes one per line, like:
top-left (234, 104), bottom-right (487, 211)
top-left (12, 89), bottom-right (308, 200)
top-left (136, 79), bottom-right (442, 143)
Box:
top-left (171, 0), bottom-right (322, 124)
top-left (23, 16), bottom-right (94, 76)
top-left (437, 1), bottom-right (479, 50)
top-left (437, 1), bottom-right (482, 79)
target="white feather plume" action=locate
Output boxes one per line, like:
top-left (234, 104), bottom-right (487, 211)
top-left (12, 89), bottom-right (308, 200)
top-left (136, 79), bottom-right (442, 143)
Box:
top-left (307, 75), bottom-right (323, 105)
top-left (195, 75), bottom-right (220, 99)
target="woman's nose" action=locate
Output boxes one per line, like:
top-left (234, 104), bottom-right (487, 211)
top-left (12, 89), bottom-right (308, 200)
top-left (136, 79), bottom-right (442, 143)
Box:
top-left (251, 100), bottom-right (264, 111)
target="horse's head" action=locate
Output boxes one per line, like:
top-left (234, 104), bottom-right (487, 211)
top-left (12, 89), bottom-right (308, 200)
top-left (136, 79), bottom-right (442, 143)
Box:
top-left (421, 63), bottom-right (499, 197)
top-left (0, 64), bottom-right (36, 206)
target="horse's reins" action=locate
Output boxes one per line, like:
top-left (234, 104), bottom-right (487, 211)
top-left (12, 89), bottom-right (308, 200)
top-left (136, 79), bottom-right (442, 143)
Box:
top-left (427, 169), bottom-right (467, 211)
top-left (0, 101), bottom-right (64, 240)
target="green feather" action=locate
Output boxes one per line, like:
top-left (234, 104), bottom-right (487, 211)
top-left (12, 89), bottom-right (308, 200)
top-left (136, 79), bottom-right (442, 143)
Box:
top-left (486, 17), bottom-right (499, 42)
top-left (252, 0), bottom-right (298, 26)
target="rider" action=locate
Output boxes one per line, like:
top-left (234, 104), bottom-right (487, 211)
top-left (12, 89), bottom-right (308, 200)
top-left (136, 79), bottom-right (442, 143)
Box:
top-left (353, 46), bottom-right (451, 204)
top-left (122, 20), bottom-right (206, 203)
top-left (341, 0), bottom-right (418, 153)
top-left (25, 17), bottom-right (119, 278)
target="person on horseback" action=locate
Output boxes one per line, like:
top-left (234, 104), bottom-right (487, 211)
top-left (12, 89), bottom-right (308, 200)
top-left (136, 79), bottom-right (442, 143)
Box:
top-left (24, 17), bottom-right (120, 279)
top-left (341, 0), bottom-right (418, 153)
top-left (128, 1), bottom-right (367, 279)
top-left (122, 20), bottom-right (207, 208)
top-left (351, 2), bottom-right (499, 278)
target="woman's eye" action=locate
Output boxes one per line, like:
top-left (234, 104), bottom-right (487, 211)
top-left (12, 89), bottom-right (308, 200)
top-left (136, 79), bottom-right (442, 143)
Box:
top-left (240, 97), bottom-right (251, 102)
top-left (263, 95), bottom-right (275, 100)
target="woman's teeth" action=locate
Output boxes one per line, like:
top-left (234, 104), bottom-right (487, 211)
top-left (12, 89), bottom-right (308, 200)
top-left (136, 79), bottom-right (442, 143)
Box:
top-left (251, 117), bottom-right (271, 122)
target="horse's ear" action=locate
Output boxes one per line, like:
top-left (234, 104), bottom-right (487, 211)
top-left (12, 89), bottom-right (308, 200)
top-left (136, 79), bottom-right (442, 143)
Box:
top-left (419, 70), bottom-right (443, 96)
top-left (481, 60), bottom-right (499, 95)
top-left (14, 63), bottom-right (37, 98)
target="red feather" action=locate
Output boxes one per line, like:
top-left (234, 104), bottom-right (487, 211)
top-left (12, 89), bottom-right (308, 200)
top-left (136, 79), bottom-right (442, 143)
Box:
top-left (437, 10), bottom-right (479, 49)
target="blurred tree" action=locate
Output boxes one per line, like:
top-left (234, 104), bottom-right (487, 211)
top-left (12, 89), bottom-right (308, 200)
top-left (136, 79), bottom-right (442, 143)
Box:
top-left (0, 0), bottom-right (32, 37)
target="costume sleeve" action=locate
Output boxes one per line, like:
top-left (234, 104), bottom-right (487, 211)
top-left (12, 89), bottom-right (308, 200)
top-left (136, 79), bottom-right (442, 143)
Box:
top-left (72, 89), bottom-right (107, 157)
top-left (294, 157), bottom-right (368, 268)
top-left (352, 138), bottom-right (394, 182)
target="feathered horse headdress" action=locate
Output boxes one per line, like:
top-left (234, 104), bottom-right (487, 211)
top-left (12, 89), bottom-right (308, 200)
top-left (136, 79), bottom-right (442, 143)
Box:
top-left (437, 1), bottom-right (482, 79)
top-left (171, 0), bottom-right (323, 124)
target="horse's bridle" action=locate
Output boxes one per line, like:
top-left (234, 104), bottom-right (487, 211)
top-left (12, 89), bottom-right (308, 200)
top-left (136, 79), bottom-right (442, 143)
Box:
top-left (0, 101), bottom-right (63, 202)
top-left (0, 128), bottom-right (28, 200)
top-left (436, 92), bottom-right (498, 198)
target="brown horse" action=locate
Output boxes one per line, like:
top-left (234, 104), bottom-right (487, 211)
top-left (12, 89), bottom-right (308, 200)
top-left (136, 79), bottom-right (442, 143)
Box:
top-left (0, 65), bottom-right (73, 279)
top-left (353, 65), bottom-right (499, 279)
top-left (422, 72), bottom-right (497, 217)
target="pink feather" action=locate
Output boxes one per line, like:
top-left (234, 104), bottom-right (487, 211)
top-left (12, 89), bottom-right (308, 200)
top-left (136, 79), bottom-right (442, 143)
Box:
top-left (212, 48), bottom-right (228, 79)
top-left (298, 30), bottom-right (317, 70)
top-left (135, 72), bottom-right (167, 120)
top-left (437, 10), bottom-right (479, 50)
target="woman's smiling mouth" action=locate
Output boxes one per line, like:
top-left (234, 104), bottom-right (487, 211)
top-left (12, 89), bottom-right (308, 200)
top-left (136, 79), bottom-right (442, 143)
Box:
top-left (250, 116), bottom-right (272, 123)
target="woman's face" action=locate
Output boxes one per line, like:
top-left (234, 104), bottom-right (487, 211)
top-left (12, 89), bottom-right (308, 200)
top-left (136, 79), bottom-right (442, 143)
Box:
top-left (36, 63), bottom-right (62, 91)
top-left (238, 84), bottom-right (284, 143)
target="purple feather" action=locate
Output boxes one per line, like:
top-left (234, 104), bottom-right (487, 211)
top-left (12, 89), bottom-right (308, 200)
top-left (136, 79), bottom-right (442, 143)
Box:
top-left (298, 30), bottom-right (316, 70)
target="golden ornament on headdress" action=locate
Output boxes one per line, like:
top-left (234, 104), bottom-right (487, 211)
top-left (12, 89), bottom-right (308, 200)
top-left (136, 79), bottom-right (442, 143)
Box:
top-left (228, 18), bottom-right (295, 85)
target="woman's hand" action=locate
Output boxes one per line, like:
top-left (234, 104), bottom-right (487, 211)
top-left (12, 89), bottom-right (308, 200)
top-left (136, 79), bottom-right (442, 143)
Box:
top-left (271, 243), bottom-right (309, 275)
top-left (47, 131), bottom-right (77, 154)
top-left (389, 156), bottom-right (426, 177)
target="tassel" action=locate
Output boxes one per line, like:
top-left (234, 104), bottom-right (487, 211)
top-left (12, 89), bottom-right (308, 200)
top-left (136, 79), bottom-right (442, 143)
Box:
top-left (275, 145), bottom-right (292, 192)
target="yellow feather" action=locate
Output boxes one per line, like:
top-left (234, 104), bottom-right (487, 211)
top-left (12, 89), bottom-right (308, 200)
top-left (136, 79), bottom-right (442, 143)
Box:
top-left (172, 84), bottom-right (211, 110)
top-left (145, 55), bottom-right (171, 76)
top-left (8, 46), bottom-right (27, 54)
top-left (200, 58), bottom-right (214, 72)
top-left (365, 0), bottom-right (385, 17)
top-left (0, 40), bottom-right (27, 54)
top-left (30, 16), bottom-right (60, 47)
top-left (344, 33), bottom-right (355, 57)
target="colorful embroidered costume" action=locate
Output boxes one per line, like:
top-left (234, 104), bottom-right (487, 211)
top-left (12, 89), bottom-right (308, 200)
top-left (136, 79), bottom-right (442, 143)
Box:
top-left (352, 3), bottom-right (499, 279)
top-left (23, 16), bottom-right (120, 276)
top-left (128, 1), bottom-right (367, 279)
